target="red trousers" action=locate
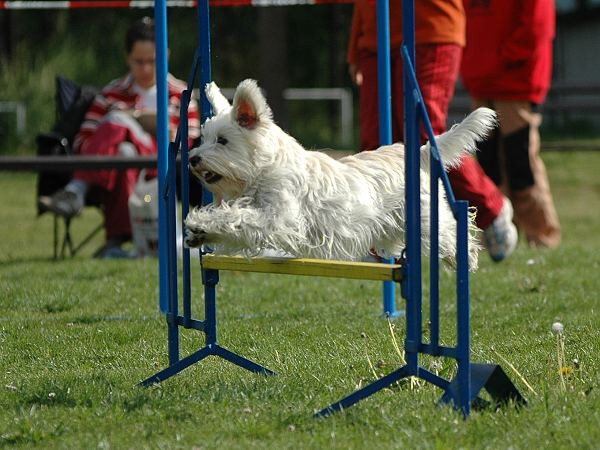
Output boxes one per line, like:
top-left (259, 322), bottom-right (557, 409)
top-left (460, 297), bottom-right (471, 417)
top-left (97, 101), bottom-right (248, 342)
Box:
top-left (74, 115), bottom-right (157, 240)
top-left (357, 44), bottom-right (503, 229)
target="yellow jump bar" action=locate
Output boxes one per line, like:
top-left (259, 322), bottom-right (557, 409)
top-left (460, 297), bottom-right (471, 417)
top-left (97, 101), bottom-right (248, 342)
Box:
top-left (201, 255), bottom-right (404, 282)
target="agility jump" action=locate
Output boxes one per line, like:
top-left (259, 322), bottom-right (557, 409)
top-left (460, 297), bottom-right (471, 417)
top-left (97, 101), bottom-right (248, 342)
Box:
top-left (142, 0), bottom-right (524, 417)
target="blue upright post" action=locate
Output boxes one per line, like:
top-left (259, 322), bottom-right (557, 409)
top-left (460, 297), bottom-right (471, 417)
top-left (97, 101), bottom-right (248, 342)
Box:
top-left (429, 145), bottom-right (441, 352)
top-left (376, 0), bottom-right (392, 147)
top-left (455, 201), bottom-right (471, 416)
top-left (401, 0), bottom-right (421, 375)
top-left (156, 0), bottom-right (169, 314)
top-left (179, 89), bottom-right (192, 327)
top-left (197, 0), bottom-right (218, 348)
top-left (180, 46), bottom-right (201, 324)
top-left (155, 0), bottom-right (180, 366)
top-left (375, 0), bottom-right (399, 319)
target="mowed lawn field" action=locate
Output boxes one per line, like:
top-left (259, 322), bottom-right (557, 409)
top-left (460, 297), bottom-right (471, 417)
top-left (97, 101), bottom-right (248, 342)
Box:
top-left (1, 149), bottom-right (599, 449)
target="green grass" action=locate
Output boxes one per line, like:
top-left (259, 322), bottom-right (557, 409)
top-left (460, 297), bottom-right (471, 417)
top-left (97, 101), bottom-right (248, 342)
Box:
top-left (1, 151), bottom-right (600, 449)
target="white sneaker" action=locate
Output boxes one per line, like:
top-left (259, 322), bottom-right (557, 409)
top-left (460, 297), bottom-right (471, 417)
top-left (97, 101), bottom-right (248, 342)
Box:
top-left (483, 197), bottom-right (518, 262)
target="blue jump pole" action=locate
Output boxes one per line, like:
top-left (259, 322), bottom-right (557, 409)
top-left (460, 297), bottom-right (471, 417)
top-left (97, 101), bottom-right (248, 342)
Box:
top-left (401, 0), bottom-right (421, 375)
top-left (156, 0), bottom-right (169, 314)
top-left (455, 201), bottom-right (471, 416)
top-left (180, 88), bottom-right (193, 327)
top-left (375, 0), bottom-right (400, 319)
top-left (196, 0), bottom-right (219, 350)
top-left (155, 0), bottom-right (180, 366)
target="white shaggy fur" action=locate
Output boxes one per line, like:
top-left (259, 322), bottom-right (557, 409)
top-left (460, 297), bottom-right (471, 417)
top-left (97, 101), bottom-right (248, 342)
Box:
top-left (185, 79), bottom-right (497, 270)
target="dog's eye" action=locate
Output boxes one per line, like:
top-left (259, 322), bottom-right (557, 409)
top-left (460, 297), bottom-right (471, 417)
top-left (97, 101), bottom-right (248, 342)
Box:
top-left (217, 136), bottom-right (228, 145)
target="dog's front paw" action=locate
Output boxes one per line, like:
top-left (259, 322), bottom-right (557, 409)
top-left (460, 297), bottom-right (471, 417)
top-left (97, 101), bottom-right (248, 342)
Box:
top-left (184, 226), bottom-right (207, 248)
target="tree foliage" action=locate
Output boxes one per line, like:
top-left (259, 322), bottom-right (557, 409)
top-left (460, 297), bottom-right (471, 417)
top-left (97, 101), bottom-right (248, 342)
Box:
top-left (0, 5), bottom-right (355, 153)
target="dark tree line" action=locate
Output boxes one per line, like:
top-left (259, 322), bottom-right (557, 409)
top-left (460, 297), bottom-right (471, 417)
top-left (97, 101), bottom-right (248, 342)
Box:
top-left (0, 5), bottom-right (354, 93)
top-left (0, 5), bottom-right (355, 150)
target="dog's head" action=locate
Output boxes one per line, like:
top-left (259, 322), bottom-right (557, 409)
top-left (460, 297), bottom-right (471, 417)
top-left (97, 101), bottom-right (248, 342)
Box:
top-left (188, 79), bottom-right (277, 200)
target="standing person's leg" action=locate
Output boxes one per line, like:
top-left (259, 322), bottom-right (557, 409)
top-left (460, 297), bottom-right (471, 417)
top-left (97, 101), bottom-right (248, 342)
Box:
top-left (415, 44), bottom-right (504, 229)
top-left (415, 43), bottom-right (516, 261)
top-left (390, 51), bottom-right (404, 144)
top-left (357, 52), bottom-right (381, 151)
top-left (415, 44), bottom-right (460, 136)
top-left (494, 100), bottom-right (561, 248)
top-left (448, 157), bottom-right (505, 228)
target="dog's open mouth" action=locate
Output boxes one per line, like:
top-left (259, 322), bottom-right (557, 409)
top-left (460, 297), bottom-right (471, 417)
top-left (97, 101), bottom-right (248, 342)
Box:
top-left (201, 170), bottom-right (223, 184)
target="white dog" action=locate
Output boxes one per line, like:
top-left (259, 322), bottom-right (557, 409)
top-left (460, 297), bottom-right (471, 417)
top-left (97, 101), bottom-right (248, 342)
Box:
top-left (185, 79), bottom-right (496, 270)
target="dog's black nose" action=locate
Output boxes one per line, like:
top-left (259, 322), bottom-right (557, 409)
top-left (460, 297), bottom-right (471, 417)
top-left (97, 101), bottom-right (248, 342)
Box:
top-left (189, 155), bottom-right (201, 166)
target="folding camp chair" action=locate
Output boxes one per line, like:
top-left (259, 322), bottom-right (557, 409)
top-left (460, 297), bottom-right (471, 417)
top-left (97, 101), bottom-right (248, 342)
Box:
top-left (36, 75), bottom-right (103, 259)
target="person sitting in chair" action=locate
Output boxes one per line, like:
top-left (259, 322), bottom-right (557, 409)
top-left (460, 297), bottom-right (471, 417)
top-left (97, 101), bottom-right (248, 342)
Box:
top-left (40, 17), bottom-right (201, 258)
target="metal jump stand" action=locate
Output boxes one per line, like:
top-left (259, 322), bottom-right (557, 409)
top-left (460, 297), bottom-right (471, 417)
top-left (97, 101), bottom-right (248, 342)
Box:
top-left (143, 0), bottom-right (525, 417)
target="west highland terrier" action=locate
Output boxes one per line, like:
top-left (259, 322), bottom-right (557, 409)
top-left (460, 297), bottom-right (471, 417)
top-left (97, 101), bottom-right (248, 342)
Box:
top-left (185, 79), bottom-right (497, 270)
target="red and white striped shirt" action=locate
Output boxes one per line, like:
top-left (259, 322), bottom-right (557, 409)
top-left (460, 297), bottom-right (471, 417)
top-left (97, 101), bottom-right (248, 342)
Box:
top-left (74, 72), bottom-right (200, 152)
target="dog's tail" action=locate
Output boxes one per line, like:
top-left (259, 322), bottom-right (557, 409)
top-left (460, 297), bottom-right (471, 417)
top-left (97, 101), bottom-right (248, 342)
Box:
top-left (421, 107), bottom-right (497, 170)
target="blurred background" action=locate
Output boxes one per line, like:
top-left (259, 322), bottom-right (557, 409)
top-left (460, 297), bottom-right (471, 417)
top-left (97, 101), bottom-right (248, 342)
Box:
top-left (0, 0), bottom-right (599, 154)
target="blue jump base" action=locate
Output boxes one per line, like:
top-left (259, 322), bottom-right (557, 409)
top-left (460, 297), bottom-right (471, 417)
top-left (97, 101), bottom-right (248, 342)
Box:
top-left (144, 0), bottom-right (524, 417)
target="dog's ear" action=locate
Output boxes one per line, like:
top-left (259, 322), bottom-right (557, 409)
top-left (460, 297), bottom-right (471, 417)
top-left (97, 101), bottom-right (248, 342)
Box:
top-left (232, 79), bottom-right (272, 129)
top-left (205, 82), bottom-right (231, 116)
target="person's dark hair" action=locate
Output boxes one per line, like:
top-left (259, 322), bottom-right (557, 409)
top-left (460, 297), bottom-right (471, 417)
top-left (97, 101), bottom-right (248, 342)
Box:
top-left (125, 17), bottom-right (155, 54)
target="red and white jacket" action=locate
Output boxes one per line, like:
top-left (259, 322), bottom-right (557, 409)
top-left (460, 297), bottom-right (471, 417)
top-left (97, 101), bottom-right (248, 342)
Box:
top-left (461, 0), bottom-right (555, 104)
top-left (74, 73), bottom-right (201, 153)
